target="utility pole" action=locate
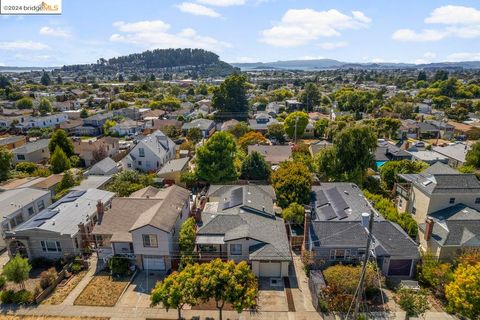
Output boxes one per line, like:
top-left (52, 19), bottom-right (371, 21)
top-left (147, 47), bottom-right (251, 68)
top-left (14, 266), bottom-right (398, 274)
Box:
top-left (294, 115), bottom-right (299, 144)
top-left (353, 211), bottom-right (374, 319)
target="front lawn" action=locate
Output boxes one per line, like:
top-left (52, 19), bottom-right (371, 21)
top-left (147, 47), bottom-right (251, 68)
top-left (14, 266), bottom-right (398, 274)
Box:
top-left (0, 317), bottom-right (108, 320)
top-left (42, 271), bottom-right (87, 305)
top-left (73, 273), bottom-right (130, 307)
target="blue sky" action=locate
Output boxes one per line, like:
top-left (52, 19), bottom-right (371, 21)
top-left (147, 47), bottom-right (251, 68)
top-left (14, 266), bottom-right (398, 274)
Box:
top-left (1, 0), bottom-right (480, 66)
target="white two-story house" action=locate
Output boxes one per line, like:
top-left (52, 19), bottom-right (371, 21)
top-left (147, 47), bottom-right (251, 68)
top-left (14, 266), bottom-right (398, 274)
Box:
top-left (122, 130), bottom-right (176, 172)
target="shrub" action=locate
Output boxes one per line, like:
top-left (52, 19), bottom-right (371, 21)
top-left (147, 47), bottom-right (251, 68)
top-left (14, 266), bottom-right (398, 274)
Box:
top-left (70, 262), bottom-right (83, 274)
top-left (13, 290), bottom-right (34, 305)
top-left (31, 257), bottom-right (54, 269)
top-left (0, 276), bottom-right (5, 289)
top-left (394, 288), bottom-right (430, 318)
top-left (32, 167), bottom-right (51, 177)
top-left (15, 162), bottom-right (38, 174)
top-left (1, 289), bottom-right (15, 304)
top-left (39, 267), bottom-right (58, 290)
top-left (108, 256), bottom-right (130, 276)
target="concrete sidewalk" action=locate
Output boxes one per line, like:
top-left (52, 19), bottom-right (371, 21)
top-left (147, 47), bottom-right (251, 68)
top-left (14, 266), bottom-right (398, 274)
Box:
top-left (290, 253), bottom-right (316, 312)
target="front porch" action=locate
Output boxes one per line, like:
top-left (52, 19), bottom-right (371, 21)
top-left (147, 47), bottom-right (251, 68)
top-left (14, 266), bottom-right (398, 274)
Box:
top-left (196, 236), bottom-right (228, 261)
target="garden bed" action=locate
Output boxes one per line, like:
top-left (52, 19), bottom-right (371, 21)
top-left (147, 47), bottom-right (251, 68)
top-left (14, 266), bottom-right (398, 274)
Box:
top-left (41, 271), bottom-right (87, 305)
top-left (73, 273), bottom-right (130, 307)
top-left (0, 316), bottom-right (108, 320)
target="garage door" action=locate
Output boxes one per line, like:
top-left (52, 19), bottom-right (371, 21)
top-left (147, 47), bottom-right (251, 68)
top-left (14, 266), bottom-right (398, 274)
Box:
top-left (143, 256), bottom-right (166, 271)
top-left (388, 259), bottom-right (412, 276)
top-left (259, 262), bottom-right (281, 277)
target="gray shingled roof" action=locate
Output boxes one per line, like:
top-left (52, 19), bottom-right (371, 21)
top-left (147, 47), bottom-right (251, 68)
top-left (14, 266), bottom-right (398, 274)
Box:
top-left (399, 172), bottom-right (480, 195)
top-left (12, 139), bottom-right (49, 154)
top-left (198, 185), bottom-right (290, 261)
top-left (157, 157), bottom-right (189, 175)
top-left (89, 157), bottom-right (117, 174)
top-left (419, 204), bottom-right (480, 247)
top-left (423, 162), bottom-right (458, 175)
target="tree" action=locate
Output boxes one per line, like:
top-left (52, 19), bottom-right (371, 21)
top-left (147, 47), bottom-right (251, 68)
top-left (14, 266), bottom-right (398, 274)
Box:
top-left (284, 111), bottom-right (309, 140)
top-left (267, 123), bottom-right (285, 144)
top-left (158, 96), bottom-right (181, 111)
top-left (418, 253), bottom-right (453, 297)
top-left (417, 71), bottom-right (427, 82)
top-left (0, 147), bottom-right (12, 182)
top-left (314, 118), bottom-right (329, 138)
top-left (196, 132), bottom-right (238, 183)
top-left (106, 170), bottom-right (153, 197)
top-left (200, 259), bottom-right (257, 320)
top-left (271, 161), bottom-right (312, 208)
top-left (282, 202), bottom-right (304, 224)
top-left (109, 100), bottom-right (129, 110)
top-left (186, 127), bottom-right (203, 144)
top-left (212, 74), bottom-right (248, 115)
top-left (163, 125), bottom-right (181, 139)
top-left (56, 171), bottom-right (75, 193)
top-left (395, 289), bottom-right (430, 318)
top-left (466, 141), bottom-right (480, 168)
top-left (379, 160), bottom-right (428, 190)
top-left (299, 83), bottom-right (321, 111)
top-left (178, 217), bottom-right (197, 269)
top-left (103, 120), bottom-right (117, 135)
top-left (49, 129), bottom-right (74, 157)
top-left (38, 98), bottom-right (52, 116)
top-left (0, 75), bottom-right (10, 89)
top-left (433, 70), bottom-right (449, 82)
top-left (40, 71), bottom-right (52, 86)
top-left (50, 146), bottom-right (71, 173)
top-left (118, 74), bottom-right (124, 82)
top-left (80, 108), bottom-right (89, 118)
top-left (237, 131), bottom-right (268, 151)
top-left (227, 122), bottom-right (250, 139)
top-left (151, 265), bottom-right (199, 320)
top-left (240, 151), bottom-right (270, 180)
top-left (445, 260), bottom-right (480, 319)
top-left (15, 97), bottom-right (33, 109)
top-left (2, 255), bottom-right (31, 290)
top-left (56, 75), bottom-right (63, 84)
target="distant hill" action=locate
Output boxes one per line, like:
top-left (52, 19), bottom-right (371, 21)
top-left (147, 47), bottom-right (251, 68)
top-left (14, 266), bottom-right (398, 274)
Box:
top-left (232, 59), bottom-right (480, 71)
top-left (60, 48), bottom-right (238, 77)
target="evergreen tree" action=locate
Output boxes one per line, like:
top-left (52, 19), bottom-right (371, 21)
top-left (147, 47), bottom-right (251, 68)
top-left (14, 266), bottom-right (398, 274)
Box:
top-left (40, 71), bottom-right (52, 86)
top-left (50, 146), bottom-right (71, 173)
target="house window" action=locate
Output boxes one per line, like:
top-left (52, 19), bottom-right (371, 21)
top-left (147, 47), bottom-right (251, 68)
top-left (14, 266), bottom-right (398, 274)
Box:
top-left (138, 161), bottom-right (142, 166)
top-left (329, 249), bottom-right (351, 260)
top-left (74, 237), bottom-right (79, 249)
top-left (139, 148), bottom-right (145, 157)
top-left (142, 234), bottom-right (158, 247)
top-left (27, 207), bottom-right (34, 216)
top-left (37, 200), bottom-right (45, 211)
top-left (230, 244), bottom-right (242, 255)
top-left (14, 215), bottom-right (23, 225)
top-left (412, 207), bottom-right (416, 214)
top-left (41, 240), bottom-right (62, 252)
top-left (449, 198), bottom-right (455, 204)
top-left (127, 163), bottom-right (132, 168)
top-left (17, 154), bottom-right (25, 160)
top-left (475, 197), bottom-right (480, 204)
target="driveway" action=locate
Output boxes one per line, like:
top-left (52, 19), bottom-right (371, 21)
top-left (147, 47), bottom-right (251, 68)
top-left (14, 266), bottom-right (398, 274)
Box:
top-left (257, 277), bottom-right (289, 312)
top-left (290, 253), bottom-right (316, 311)
top-left (116, 270), bottom-right (165, 308)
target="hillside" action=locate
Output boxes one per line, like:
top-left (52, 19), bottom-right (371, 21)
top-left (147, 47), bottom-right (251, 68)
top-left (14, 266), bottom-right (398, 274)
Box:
top-left (61, 48), bottom-right (238, 77)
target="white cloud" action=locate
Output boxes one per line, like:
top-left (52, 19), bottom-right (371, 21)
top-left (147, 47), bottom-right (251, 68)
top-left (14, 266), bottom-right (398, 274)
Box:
top-left (447, 52), bottom-right (480, 61)
top-left (393, 5), bottom-right (480, 42)
top-left (196, 0), bottom-right (245, 7)
top-left (423, 51), bottom-right (436, 59)
top-left (260, 9), bottom-right (371, 47)
top-left (177, 2), bottom-right (220, 17)
top-left (234, 56), bottom-right (259, 63)
top-left (110, 20), bottom-right (231, 51)
top-left (0, 41), bottom-right (50, 51)
top-left (318, 41), bottom-right (348, 49)
top-left (413, 52), bottom-right (437, 64)
top-left (392, 29), bottom-right (447, 41)
top-left (39, 26), bottom-right (71, 38)
top-left (299, 55), bottom-right (325, 60)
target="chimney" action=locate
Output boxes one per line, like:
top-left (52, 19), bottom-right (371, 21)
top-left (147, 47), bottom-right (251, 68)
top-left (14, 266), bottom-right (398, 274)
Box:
top-left (424, 218), bottom-right (434, 241)
top-left (361, 212), bottom-right (370, 229)
top-left (302, 209), bottom-right (311, 252)
top-left (96, 200), bottom-right (104, 218)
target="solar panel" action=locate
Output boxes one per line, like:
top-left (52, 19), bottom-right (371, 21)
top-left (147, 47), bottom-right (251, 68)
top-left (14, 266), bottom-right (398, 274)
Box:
top-left (67, 190), bottom-right (86, 198)
top-left (319, 205), bottom-right (336, 220)
top-left (222, 201), bottom-right (231, 210)
top-left (316, 190), bottom-right (329, 206)
top-left (34, 209), bottom-right (59, 221)
top-left (336, 209), bottom-right (348, 220)
top-left (325, 188), bottom-right (349, 210)
top-left (230, 188), bottom-right (243, 207)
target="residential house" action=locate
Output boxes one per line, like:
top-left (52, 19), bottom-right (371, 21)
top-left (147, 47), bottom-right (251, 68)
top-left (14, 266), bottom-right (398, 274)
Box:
top-left (309, 140), bottom-right (332, 157)
top-left (113, 107), bottom-right (150, 121)
top-left (15, 114), bottom-right (68, 131)
top-left (4, 189), bottom-right (115, 260)
top-left (247, 145), bottom-right (292, 165)
top-left (405, 148), bottom-right (448, 165)
top-left (433, 143), bottom-right (469, 168)
top-left (72, 175), bottom-right (113, 191)
top-left (285, 99), bottom-right (303, 111)
top-left (12, 139), bottom-right (50, 165)
top-left (425, 120), bottom-right (454, 140)
top-left (182, 119), bottom-right (216, 138)
top-left (144, 119), bottom-right (183, 135)
top-left (266, 102), bottom-right (283, 116)
top-left (122, 130), bottom-right (176, 172)
top-left (73, 137), bottom-right (120, 167)
top-left (399, 120), bottom-right (440, 140)
top-left (374, 140), bottom-right (412, 168)
top-left (82, 112), bottom-right (114, 135)
top-left (248, 113), bottom-right (277, 134)
top-left (0, 188), bottom-right (52, 249)
top-left (395, 162), bottom-right (480, 223)
top-left (58, 119), bottom-right (83, 135)
top-left (448, 121), bottom-right (480, 139)
top-left (87, 157), bottom-right (119, 176)
top-left (220, 119), bottom-right (239, 132)
top-left (307, 183), bottom-right (420, 277)
top-left (112, 119), bottom-right (145, 136)
top-left (0, 135), bottom-right (26, 150)
top-left (196, 185), bottom-right (291, 277)
top-left (92, 185), bottom-right (191, 271)
top-left (157, 157), bottom-right (190, 186)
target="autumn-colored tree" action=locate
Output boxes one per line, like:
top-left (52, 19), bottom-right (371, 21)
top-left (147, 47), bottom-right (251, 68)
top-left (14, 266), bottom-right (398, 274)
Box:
top-left (418, 253), bottom-right (453, 297)
top-left (445, 260), bottom-right (480, 319)
top-left (271, 161), bottom-right (312, 208)
top-left (237, 131), bottom-right (268, 151)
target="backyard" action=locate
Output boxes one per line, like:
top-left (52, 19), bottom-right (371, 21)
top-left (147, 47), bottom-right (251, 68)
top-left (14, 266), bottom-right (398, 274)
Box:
top-left (73, 273), bottom-right (130, 307)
